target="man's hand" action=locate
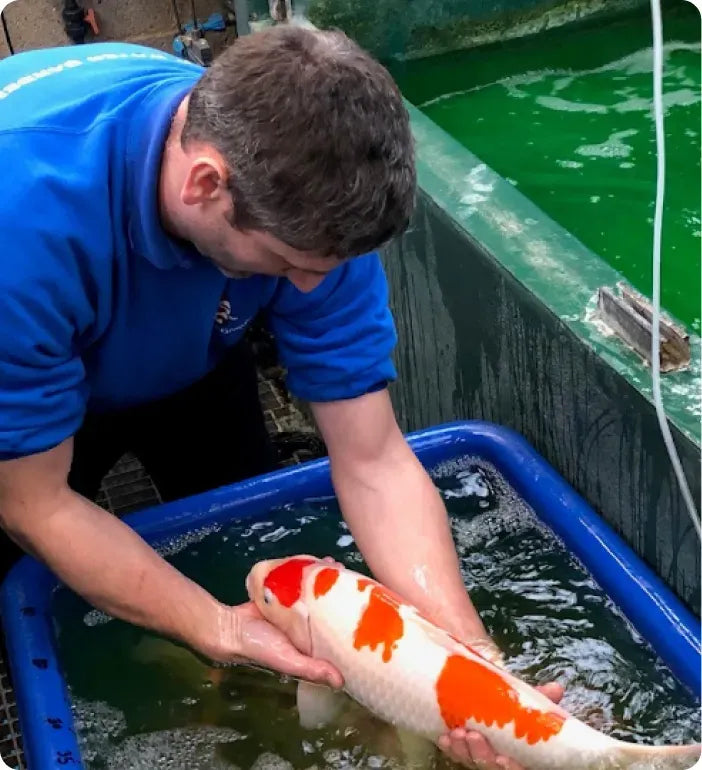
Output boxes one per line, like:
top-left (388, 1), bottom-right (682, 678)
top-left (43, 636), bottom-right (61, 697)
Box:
top-left (436, 683), bottom-right (565, 769)
top-left (312, 390), bottom-right (498, 650)
top-left (311, 391), bottom-right (567, 769)
top-left (224, 602), bottom-right (343, 689)
top-left (0, 438), bottom-right (343, 693)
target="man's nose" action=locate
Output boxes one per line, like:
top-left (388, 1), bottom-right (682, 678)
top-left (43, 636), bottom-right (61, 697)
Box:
top-left (287, 269), bottom-right (325, 293)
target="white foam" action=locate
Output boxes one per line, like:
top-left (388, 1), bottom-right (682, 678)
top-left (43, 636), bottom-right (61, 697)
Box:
top-left (575, 128), bottom-right (638, 159)
top-left (250, 753), bottom-right (293, 770)
top-left (103, 726), bottom-right (245, 769)
top-left (72, 696), bottom-right (248, 769)
top-left (155, 525), bottom-right (221, 557)
top-left (83, 609), bottom-right (114, 627)
top-left (536, 95), bottom-right (608, 113)
top-left (431, 456), bottom-right (539, 550)
top-left (71, 698), bottom-right (127, 765)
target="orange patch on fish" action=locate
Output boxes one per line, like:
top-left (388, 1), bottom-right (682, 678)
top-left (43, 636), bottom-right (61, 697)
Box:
top-left (314, 567), bottom-right (339, 598)
top-left (357, 578), bottom-right (375, 592)
top-left (436, 655), bottom-right (565, 744)
top-left (264, 557), bottom-right (316, 608)
top-left (353, 586), bottom-right (404, 663)
top-left (357, 578), bottom-right (407, 608)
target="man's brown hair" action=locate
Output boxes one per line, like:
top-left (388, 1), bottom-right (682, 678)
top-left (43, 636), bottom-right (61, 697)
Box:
top-left (181, 24), bottom-right (416, 258)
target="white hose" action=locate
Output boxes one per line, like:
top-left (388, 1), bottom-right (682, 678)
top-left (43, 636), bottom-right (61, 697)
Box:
top-left (649, 0), bottom-right (701, 539)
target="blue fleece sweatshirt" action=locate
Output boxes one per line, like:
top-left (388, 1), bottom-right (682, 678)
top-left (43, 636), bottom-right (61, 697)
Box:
top-left (0, 42), bottom-right (398, 460)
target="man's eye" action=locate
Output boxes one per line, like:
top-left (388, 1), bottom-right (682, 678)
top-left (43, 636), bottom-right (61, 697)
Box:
top-left (263, 588), bottom-right (274, 605)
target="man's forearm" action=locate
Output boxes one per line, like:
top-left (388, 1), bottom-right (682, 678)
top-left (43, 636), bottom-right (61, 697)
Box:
top-left (330, 436), bottom-right (495, 651)
top-left (7, 488), bottom-right (230, 659)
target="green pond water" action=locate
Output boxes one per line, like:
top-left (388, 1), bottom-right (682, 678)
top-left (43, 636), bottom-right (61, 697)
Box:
top-left (389, 2), bottom-right (701, 332)
top-left (52, 457), bottom-right (700, 769)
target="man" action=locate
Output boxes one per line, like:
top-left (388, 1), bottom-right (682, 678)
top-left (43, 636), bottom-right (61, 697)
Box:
top-left (0, 26), bottom-right (562, 768)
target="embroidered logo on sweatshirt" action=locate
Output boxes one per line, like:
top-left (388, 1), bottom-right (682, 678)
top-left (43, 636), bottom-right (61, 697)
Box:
top-left (214, 300), bottom-right (252, 336)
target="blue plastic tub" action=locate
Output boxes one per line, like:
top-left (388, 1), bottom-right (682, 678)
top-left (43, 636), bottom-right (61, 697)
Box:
top-left (1, 420), bottom-right (700, 770)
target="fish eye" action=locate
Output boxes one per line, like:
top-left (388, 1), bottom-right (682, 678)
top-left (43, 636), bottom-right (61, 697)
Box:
top-left (263, 587), bottom-right (274, 605)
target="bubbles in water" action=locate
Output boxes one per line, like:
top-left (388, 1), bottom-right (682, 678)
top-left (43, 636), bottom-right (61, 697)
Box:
top-left (575, 128), bottom-right (638, 159)
top-left (83, 609), bottom-right (114, 627)
top-left (249, 752), bottom-right (293, 770)
top-left (444, 469), bottom-right (490, 499)
top-left (156, 525), bottom-right (222, 558)
top-left (431, 455), bottom-right (539, 549)
top-left (72, 698), bottom-right (127, 765)
top-left (102, 726), bottom-right (245, 769)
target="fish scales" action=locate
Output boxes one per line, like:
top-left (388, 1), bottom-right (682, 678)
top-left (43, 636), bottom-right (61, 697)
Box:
top-left (247, 556), bottom-right (701, 770)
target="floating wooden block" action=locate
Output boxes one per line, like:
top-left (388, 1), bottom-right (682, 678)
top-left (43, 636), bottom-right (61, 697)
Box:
top-left (597, 283), bottom-right (691, 373)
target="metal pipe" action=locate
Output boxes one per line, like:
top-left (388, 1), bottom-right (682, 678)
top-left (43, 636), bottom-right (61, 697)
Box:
top-left (232, 0), bottom-right (250, 35)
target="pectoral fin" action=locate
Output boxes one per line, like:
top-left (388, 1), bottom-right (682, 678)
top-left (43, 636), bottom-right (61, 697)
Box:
top-left (396, 728), bottom-right (436, 770)
top-left (296, 680), bottom-right (345, 730)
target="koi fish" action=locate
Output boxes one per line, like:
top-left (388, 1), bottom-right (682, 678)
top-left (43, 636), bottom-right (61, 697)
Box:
top-left (245, 555), bottom-right (701, 770)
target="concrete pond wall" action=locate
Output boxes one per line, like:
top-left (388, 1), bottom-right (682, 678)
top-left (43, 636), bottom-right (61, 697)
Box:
top-left (305, 0), bottom-right (649, 60)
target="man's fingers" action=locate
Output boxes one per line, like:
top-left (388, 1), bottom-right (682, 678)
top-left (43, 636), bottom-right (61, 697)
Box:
top-left (465, 731), bottom-right (497, 766)
top-left (268, 646), bottom-right (343, 689)
top-left (437, 729), bottom-right (528, 770)
top-left (301, 657), bottom-right (343, 689)
top-left (536, 682), bottom-right (564, 704)
top-left (437, 730), bottom-right (469, 767)
top-left (235, 606), bottom-right (344, 690)
top-left (495, 755), bottom-right (524, 770)
top-left (437, 729), bottom-right (489, 768)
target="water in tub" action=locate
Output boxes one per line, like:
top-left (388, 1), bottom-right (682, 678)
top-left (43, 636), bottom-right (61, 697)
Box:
top-left (51, 456), bottom-right (700, 768)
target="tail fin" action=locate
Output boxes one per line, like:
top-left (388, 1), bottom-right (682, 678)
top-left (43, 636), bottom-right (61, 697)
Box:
top-left (615, 742), bottom-right (701, 770)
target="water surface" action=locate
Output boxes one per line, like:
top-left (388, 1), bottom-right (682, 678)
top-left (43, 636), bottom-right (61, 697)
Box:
top-left (390, 3), bottom-right (701, 331)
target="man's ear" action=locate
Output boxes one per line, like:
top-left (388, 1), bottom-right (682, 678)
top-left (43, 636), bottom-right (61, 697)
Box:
top-left (181, 155), bottom-right (229, 206)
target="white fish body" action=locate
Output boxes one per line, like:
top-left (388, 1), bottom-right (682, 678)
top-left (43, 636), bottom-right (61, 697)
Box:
top-left (246, 556), bottom-right (701, 770)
